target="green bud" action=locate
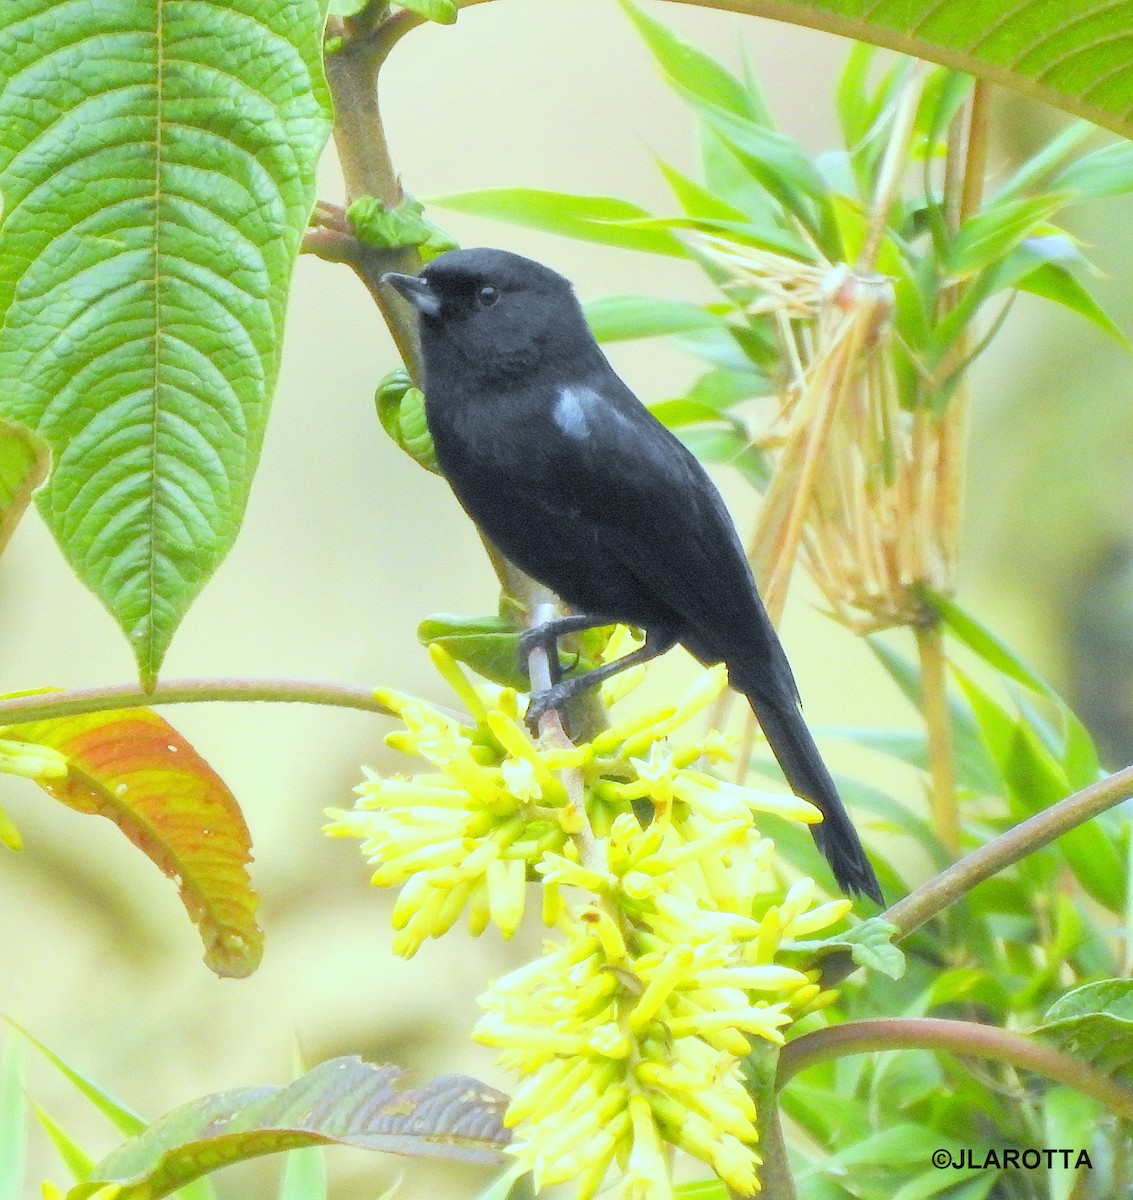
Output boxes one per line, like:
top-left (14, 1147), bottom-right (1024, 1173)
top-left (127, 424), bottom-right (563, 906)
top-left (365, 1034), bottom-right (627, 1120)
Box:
top-left (375, 368), bottom-right (439, 473)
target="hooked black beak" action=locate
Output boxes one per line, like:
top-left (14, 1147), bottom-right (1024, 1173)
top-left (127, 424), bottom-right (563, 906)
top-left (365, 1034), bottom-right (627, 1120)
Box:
top-left (381, 272), bottom-right (441, 318)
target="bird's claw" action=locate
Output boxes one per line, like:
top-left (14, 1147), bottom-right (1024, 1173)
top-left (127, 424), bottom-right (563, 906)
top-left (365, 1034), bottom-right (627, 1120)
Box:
top-left (524, 682), bottom-right (570, 733)
top-left (517, 623), bottom-right (558, 672)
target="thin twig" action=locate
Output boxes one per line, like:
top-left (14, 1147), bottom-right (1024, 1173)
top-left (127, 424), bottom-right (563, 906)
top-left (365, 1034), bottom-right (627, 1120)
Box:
top-left (779, 1017), bottom-right (1133, 1120)
top-left (0, 679), bottom-right (409, 723)
top-left (821, 764), bottom-right (1133, 987)
top-left (915, 618), bottom-right (960, 856)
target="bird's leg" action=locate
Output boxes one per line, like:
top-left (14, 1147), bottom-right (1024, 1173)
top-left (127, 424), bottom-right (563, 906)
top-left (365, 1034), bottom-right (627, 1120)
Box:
top-left (518, 612), bottom-right (618, 686)
top-left (525, 629), bottom-right (678, 732)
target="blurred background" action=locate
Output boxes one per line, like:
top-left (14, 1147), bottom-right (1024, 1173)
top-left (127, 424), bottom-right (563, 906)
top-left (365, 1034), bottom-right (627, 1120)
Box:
top-left (1, 0), bottom-right (1131, 1195)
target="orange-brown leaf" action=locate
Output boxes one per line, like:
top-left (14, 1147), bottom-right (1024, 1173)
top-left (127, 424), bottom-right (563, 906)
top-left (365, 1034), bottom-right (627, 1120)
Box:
top-left (4, 707), bottom-right (262, 977)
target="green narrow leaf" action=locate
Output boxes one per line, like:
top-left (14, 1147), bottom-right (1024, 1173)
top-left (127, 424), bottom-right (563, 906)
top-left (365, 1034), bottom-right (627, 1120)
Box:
top-left (1017, 261), bottom-right (1127, 344)
top-left (835, 42), bottom-right (881, 152)
top-left (992, 120), bottom-right (1096, 203)
top-left (698, 125), bottom-right (783, 228)
top-left (1042, 1087), bottom-right (1100, 1200)
top-left (618, 0), bottom-right (757, 119)
top-left (922, 587), bottom-right (1103, 785)
top-left (677, 87), bottom-right (833, 234)
top-left (655, 156), bottom-right (754, 223)
top-left (951, 666), bottom-right (1124, 911)
top-left (582, 296), bottom-right (720, 342)
top-left (0, 419), bottom-right (49, 556)
top-left (32, 1104), bottom-right (95, 1184)
top-left (921, 588), bottom-right (1053, 695)
top-left (0, 1038), bottom-right (25, 1200)
top-left (3, 1018), bottom-right (145, 1138)
top-left (0, 1), bottom-right (333, 686)
top-left (947, 194), bottom-right (1069, 274)
top-left (891, 1168), bottom-right (997, 1200)
top-left (866, 636), bottom-right (1000, 792)
top-left (1050, 138), bottom-right (1133, 200)
top-left (428, 189), bottom-right (685, 256)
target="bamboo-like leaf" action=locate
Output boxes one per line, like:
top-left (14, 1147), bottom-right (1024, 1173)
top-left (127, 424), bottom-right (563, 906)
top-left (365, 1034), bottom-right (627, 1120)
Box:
top-left (429, 189), bottom-right (685, 255)
top-left (2, 708), bottom-right (262, 977)
top-left (69, 1059), bottom-right (510, 1200)
top-left (948, 195), bottom-right (1070, 274)
top-left (582, 295), bottom-right (721, 342)
top-left (3, 1018), bottom-right (145, 1138)
top-left (618, 0), bottom-right (760, 120)
top-left (1017, 261), bottom-right (1127, 344)
top-left (32, 1105), bottom-right (95, 1185)
top-left (0, 1), bottom-right (332, 685)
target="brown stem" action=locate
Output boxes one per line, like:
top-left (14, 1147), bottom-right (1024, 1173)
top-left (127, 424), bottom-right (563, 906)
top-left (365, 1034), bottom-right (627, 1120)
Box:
top-left (779, 1017), bottom-right (1133, 1120)
top-left (324, 31), bottom-right (425, 376)
top-left (915, 619), bottom-right (960, 857)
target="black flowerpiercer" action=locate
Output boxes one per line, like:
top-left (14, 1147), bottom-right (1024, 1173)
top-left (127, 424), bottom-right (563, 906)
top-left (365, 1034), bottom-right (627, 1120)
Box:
top-left (383, 247), bottom-right (882, 903)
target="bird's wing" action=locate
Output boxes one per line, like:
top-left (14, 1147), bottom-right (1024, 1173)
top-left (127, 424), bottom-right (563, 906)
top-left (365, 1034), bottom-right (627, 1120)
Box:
top-left (517, 373), bottom-right (795, 696)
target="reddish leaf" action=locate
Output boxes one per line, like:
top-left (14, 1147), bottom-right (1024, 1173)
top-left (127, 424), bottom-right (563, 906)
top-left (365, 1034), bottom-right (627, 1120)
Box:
top-left (3, 706), bottom-right (261, 977)
top-left (68, 1058), bottom-right (511, 1199)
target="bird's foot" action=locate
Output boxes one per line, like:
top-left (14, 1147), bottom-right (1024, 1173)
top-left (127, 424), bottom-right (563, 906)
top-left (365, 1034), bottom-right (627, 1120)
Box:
top-left (524, 680), bottom-right (574, 733)
top-left (518, 623), bottom-right (560, 673)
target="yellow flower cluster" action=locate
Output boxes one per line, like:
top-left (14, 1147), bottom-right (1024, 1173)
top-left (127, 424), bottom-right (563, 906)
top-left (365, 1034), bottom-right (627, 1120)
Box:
top-left (326, 647), bottom-right (576, 956)
top-left (329, 642), bottom-right (850, 1194)
top-left (477, 812), bottom-right (847, 1197)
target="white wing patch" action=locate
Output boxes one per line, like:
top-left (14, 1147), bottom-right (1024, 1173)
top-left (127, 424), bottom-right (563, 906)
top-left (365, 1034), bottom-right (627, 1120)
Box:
top-left (553, 385), bottom-right (598, 439)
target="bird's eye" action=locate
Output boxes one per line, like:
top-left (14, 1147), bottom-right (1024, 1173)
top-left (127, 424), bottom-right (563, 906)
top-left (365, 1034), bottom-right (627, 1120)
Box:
top-left (477, 285), bottom-right (500, 308)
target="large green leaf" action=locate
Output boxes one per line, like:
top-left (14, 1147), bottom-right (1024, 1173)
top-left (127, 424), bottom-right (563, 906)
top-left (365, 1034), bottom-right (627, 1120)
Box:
top-left (418, 1), bottom-right (1133, 140)
top-left (0, 1), bottom-right (332, 685)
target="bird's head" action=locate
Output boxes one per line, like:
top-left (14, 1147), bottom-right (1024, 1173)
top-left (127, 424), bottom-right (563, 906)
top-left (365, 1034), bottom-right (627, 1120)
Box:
top-left (382, 248), bottom-right (599, 385)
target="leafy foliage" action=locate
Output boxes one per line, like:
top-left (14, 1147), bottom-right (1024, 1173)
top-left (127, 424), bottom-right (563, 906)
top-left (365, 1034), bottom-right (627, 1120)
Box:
top-left (1039, 981), bottom-right (1133, 1084)
top-left (2, 705), bottom-right (262, 978)
top-left (0, 0), bottom-right (333, 684)
top-left (427, 12), bottom-right (1133, 1198)
top-left (5, 1), bottom-right (1133, 1198)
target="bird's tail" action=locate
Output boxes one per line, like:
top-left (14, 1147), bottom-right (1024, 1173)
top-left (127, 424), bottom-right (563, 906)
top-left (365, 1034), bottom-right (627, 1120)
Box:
top-left (740, 681), bottom-right (883, 904)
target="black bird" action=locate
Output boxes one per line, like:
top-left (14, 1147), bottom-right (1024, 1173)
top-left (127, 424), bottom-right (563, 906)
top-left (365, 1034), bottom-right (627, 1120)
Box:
top-left (383, 248), bottom-right (882, 903)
